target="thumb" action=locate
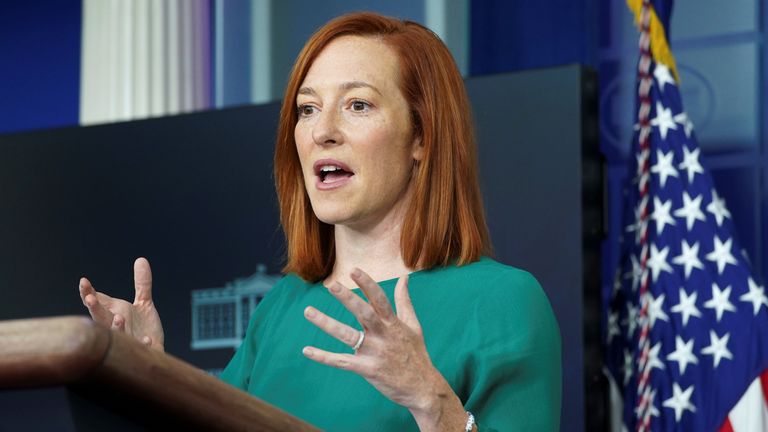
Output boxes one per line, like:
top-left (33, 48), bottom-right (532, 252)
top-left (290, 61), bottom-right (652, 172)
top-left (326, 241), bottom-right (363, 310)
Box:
top-left (133, 257), bottom-right (153, 303)
top-left (394, 275), bottom-right (421, 331)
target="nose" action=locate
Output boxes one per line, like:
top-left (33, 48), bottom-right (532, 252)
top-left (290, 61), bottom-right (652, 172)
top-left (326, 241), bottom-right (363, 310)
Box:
top-left (312, 108), bottom-right (343, 146)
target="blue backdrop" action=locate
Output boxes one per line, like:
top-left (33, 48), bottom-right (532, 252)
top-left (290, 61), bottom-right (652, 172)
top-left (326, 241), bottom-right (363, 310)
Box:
top-left (0, 1), bottom-right (81, 134)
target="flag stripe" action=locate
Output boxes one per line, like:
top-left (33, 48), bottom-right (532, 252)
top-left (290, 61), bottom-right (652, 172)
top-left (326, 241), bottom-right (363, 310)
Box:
top-left (720, 418), bottom-right (734, 432)
top-left (725, 371), bottom-right (768, 432)
top-left (760, 369), bottom-right (768, 403)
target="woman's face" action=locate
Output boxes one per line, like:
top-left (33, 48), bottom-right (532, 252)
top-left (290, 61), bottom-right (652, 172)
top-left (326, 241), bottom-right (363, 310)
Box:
top-left (295, 35), bottom-right (422, 231)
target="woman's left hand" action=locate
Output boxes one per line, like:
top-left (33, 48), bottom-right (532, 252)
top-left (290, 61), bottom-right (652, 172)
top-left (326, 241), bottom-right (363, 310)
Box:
top-left (302, 268), bottom-right (449, 413)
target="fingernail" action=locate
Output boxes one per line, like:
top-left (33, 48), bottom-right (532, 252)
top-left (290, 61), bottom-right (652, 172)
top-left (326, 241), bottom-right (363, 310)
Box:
top-left (329, 283), bottom-right (341, 294)
top-left (302, 347), bottom-right (313, 356)
top-left (305, 307), bottom-right (316, 318)
top-left (351, 268), bottom-right (362, 278)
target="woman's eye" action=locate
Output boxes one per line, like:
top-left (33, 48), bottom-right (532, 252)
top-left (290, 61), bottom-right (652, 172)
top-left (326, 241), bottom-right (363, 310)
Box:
top-left (298, 105), bottom-right (316, 117)
top-left (351, 101), bottom-right (369, 112)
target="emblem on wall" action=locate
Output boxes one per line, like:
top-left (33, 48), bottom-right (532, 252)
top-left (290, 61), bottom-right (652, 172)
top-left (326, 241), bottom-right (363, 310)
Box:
top-left (191, 264), bottom-right (280, 350)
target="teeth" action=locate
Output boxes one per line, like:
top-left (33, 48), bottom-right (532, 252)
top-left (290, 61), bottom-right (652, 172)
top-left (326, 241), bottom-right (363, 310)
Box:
top-left (320, 165), bottom-right (341, 172)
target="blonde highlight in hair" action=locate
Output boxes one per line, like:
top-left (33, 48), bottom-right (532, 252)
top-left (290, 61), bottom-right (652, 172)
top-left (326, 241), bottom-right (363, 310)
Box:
top-left (274, 12), bottom-right (491, 282)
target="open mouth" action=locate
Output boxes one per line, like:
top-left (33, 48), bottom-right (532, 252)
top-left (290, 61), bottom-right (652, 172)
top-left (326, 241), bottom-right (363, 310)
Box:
top-left (314, 160), bottom-right (355, 185)
top-left (318, 165), bottom-right (354, 183)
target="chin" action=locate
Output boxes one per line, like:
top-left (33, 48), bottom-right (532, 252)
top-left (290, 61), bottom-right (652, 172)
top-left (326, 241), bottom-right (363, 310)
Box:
top-left (310, 204), bottom-right (354, 226)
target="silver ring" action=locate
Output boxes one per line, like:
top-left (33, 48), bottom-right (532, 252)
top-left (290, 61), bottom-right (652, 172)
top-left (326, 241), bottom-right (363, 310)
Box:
top-left (352, 330), bottom-right (365, 351)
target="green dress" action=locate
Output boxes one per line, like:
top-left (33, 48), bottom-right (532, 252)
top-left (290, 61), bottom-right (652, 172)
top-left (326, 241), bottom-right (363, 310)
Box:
top-left (220, 257), bottom-right (561, 431)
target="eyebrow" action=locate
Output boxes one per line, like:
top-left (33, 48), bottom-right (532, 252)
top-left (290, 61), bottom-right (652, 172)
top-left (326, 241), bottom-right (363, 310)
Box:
top-left (297, 81), bottom-right (382, 97)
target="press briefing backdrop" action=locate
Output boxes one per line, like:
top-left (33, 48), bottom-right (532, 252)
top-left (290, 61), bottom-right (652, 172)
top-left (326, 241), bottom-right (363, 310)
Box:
top-left (0, 65), bottom-right (601, 431)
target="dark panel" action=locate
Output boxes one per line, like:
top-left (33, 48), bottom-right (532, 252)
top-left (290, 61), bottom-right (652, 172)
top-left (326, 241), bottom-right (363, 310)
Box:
top-left (0, 104), bottom-right (284, 370)
top-left (0, 388), bottom-right (75, 431)
top-left (467, 64), bottom-right (601, 432)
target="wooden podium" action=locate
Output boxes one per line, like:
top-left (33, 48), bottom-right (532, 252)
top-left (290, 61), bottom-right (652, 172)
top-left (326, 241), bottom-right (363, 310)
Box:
top-left (0, 316), bottom-right (321, 431)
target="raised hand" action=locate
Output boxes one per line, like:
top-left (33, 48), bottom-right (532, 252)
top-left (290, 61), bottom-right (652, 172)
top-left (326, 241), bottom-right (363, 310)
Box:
top-left (302, 268), bottom-right (468, 432)
top-left (78, 257), bottom-right (165, 351)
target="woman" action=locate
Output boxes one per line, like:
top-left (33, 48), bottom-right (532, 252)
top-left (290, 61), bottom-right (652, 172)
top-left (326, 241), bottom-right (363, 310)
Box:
top-left (79, 12), bottom-right (561, 431)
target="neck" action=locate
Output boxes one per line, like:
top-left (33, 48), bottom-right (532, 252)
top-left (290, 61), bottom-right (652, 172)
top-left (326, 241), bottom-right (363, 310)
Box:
top-left (324, 200), bottom-right (414, 289)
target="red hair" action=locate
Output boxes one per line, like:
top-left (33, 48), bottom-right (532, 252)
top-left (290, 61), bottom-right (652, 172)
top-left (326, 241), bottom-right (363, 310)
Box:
top-left (274, 12), bottom-right (491, 282)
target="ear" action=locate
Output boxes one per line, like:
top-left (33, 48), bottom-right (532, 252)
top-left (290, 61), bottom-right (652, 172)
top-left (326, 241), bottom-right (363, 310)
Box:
top-left (411, 135), bottom-right (425, 162)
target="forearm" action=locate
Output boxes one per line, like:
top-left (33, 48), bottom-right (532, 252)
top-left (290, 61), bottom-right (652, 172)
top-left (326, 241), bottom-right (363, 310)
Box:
top-left (408, 374), bottom-right (477, 432)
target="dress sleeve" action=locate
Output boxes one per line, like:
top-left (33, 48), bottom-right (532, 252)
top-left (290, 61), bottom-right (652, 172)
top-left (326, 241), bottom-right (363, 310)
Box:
top-left (463, 269), bottom-right (562, 432)
top-left (219, 277), bottom-right (287, 390)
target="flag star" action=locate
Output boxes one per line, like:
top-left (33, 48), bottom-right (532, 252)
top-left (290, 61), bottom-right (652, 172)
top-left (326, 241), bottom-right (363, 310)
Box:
top-left (607, 311), bottom-right (621, 342)
top-left (678, 145), bottom-right (703, 182)
top-left (645, 292), bottom-right (669, 328)
top-left (634, 220), bottom-right (648, 245)
top-left (666, 336), bottom-right (698, 375)
top-left (706, 189), bottom-right (731, 226)
top-left (739, 277), bottom-right (768, 316)
top-left (672, 240), bottom-right (705, 278)
top-left (635, 388), bottom-right (661, 419)
top-left (647, 341), bottom-right (666, 371)
top-left (671, 288), bottom-right (702, 327)
top-left (705, 236), bottom-right (738, 275)
top-left (740, 247), bottom-right (751, 264)
top-left (673, 192), bottom-right (706, 231)
top-left (612, 270), bottom-right (622, 296)
top-left (662, 383), bottom-right (696, 422)
top-left (638, 389), bottom-right (661, 419)
top-left (704, 283), bottom-right (737, 322)
top-left (623, 302), bottom-right (640, 336)
top-left (701, 330), bottom-right (733, 368)
top-left (654, 63), bottom-right (676, 92)
top-left (673, 111), bottom-right (695, 138)
top-left (624, 218), bottom-right (640, 239)
top-left (650, 102), bottom-right (678, 140)
top-left (652, 197), bottom-right (676, 234)
top-left (647, 244), bottom-right (673, 282)
top-left (623, 349), bottom-right (633, 385)
top-left (623, 254), bottom-right (643, 292)
top-left (650, 149), bottom-right (679, 187)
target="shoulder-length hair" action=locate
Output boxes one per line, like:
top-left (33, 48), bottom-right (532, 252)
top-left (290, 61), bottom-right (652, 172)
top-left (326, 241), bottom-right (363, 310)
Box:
top-left (275, 12), bottom-right (492, 282)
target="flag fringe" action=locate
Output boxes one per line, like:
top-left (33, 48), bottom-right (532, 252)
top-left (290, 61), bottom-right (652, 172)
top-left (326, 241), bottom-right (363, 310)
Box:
top-left (626, 0), bottom-right (680, 83)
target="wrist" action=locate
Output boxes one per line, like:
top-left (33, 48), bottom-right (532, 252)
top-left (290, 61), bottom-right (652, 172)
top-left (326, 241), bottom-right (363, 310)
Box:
top-left (409, 369), bottom-right (452, 413)
top-left (408, 371), bottom-right (466, 431)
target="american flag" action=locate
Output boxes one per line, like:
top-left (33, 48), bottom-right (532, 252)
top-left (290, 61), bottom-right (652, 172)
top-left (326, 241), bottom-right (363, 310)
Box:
top-left (605, 0), bottom-right (768, 431)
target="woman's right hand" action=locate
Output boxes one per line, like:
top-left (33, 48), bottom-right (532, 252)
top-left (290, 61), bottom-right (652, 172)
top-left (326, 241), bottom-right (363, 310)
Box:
top-left (78, 257), bottom-right (165, 351)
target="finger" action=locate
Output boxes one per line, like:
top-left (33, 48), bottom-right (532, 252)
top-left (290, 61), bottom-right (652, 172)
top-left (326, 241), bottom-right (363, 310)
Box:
top-left (350, 268), bottom-right (395, 323)
top-left (111, 314), bottom-right (126, 331)
top-left (78, 277), bottom-right (96, 304)
top-left (304, 306), bottom-right (363, 349)
top-left (302, 346), bottom-right (362, 373)
top-left (80, 279), bottom-right (115, 325)
top-left (80, 278), bottom-right (115, 309)
top-left (133, 257), bottom-right (153, 303)
top-left (328, 281), bottom-right (382, 331)
top-left (394, 274), bottom-right (421, 331)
